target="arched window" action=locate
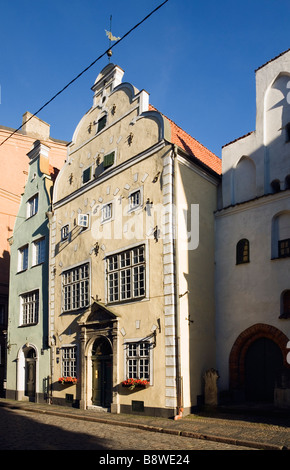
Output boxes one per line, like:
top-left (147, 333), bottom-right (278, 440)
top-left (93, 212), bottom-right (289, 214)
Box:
top-left (234, 156), bottom-right (256, 204)
top-left (236, 239), bottom-right (250, 264)
top-left (271, 179), bottom-right (281, 193)
top-left (285, 175), bottom-right (290, 189)
top-left (280, 290), bottom-right (290, 319)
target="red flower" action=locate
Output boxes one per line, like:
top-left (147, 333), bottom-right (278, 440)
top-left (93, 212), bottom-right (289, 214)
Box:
top-left (58, 376), bottom-right (77, 385)
top-left (121, 378), bottom-right (149, 389)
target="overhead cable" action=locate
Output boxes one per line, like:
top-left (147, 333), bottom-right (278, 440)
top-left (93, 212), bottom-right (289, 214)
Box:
top-left (0, 0), bottom-right (169, 147)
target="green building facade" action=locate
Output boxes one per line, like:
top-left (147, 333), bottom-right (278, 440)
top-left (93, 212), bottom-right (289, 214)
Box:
top-left (6, 141), bottom-right (57, 402)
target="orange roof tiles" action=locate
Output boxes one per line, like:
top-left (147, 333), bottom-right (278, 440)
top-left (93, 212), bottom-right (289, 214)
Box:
top-left (149, 105), bottom-right (221, 175)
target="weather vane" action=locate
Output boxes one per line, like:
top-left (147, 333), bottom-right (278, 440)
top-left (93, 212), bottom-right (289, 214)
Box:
top-left (105, 15), bottom-right (120, 62)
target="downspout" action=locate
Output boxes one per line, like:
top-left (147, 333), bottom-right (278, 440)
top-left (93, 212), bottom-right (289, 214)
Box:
top-left (172, 144), bottom-right (183, 420)
top-left (46, 210), bottom-right (54, 404)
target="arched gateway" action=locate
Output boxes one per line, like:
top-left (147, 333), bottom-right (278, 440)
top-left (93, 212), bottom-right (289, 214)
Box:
top-left (229, 324), bottom-right (290, 403)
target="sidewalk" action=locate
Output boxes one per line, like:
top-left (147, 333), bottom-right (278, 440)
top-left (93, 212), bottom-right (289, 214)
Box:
top-left (0, 398), bottom-right (289, 450)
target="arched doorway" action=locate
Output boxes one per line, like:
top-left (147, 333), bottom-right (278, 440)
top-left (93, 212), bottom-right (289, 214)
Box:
top-left (91, 337), bottom-right (113, 408)
top-left (229, 324), bottom-right (289, 403)
top-left (244, 337), bottom-right (283, 402)
top-left (25, 348), bottom-right (36, 400)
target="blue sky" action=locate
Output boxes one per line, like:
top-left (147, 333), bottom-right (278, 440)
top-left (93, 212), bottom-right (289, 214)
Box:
top-left (0, 0), bottom-right (290, 157)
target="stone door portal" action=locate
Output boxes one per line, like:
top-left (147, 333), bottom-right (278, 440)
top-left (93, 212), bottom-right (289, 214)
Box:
top-left (91, 337), bottom-right (113, 408)
top-left (25, 348), bottom-right (36, 400)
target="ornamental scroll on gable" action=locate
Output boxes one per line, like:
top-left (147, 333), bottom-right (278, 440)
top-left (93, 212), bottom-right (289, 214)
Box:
top-left (77, 301), bottom-right (120, 326)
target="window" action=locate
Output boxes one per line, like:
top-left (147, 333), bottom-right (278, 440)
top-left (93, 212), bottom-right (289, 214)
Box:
top-left (278, 238), bottom-right (290, 258)
top-left (77, 213), bottom-right (89, 229)
top-left (285, 123), bottom-right (290, 143)
top-left (32, 237), bottom-right (45, 265)
top-left (97, 115), bottom-right (107, 133)
top-left (280, 291), bottom-right (290, 319)
top-left (62, 263), bottom-right (89, 312)
top-left (62, 346), bottom-right (77, 377)
top-left (82, 166), bottom-right (93, 184)
top-left (21, 290), bottom-right (39, 325)
top-left (27, 194), bottom-right (38, 218)
top-left (125, 342), bottom-right (150, 380)
top-left (0, 305), bottom-right (5, 325)
top-left (236, 239), bottom-right (250, 264)
top-left (103, 151), bottom-right (115, 169)
top-left (61, 224), bottom-right (70, 241)
top-left (285, 175), bottom-right (290, 190)
top-left (107, 245), bottom-right (145, 303)
top-left (271, 180), bottom-right (281, 193)
top-left (272, 212), bottom-right (290, 259)
top-left (18, 245), bottom-right (29, 272)
top-left (102, 203), bottom-right (112, 222)
top-left (129, 190), bottom-right (141, 211)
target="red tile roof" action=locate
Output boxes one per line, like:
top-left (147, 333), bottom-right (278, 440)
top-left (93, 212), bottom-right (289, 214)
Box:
top-left (149, 105), bottom-right (222, 175)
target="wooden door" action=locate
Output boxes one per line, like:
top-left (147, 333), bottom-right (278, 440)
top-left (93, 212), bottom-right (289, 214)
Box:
top-left (245, 338), bottom-right (283, 402)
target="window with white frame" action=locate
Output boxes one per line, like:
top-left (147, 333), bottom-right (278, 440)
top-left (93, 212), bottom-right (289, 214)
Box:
top-left (61, 224), bottom-right (70, 241)
top-left (18, 245), bottom-right (29, 272)
top-left (62, 263), bottom-right (89, 312)
top-left (126, 341), bottom-right (150, 380)
top-left (62, 346), bottom-right (77, 377)
top-left (21, 290), bottom-right (39, 325)
top-left (26, 194), bottom-right (38, 218)
top-left (32, 237), bottom-right (45, 265)
top-left (102, 202), bottom-right (112, 222)
top-left (107, 245), bottom-right (145, 303)
top-left (129, 189), bottom-right (141, 211)
top-left (77, 213), bottom-right (89, 229)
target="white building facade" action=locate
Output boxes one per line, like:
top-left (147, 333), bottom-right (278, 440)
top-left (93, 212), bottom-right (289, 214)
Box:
top-left (215, 49), bottom-right (290, 406)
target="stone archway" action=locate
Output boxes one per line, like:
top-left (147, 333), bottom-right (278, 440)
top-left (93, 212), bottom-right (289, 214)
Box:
top-left (229, 324), bottom-right (289, 397)
top-left (78, 301), bottom-right (119, 412)
top-left (91, 336), bottom-right (113, 408)
top-left (16, 343), bottom-right (38, 402)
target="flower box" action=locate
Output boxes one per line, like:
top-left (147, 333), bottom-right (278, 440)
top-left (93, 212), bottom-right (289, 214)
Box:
top-left (121, 378), bottom-right (149, 390)
top-left (58, 377), bottom-right (78, 385)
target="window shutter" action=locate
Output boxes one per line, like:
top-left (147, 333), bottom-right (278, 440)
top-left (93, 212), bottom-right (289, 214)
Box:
top-left (97, 115), bottom-right (107, 132)
top-left (104, 152), bottom-right (115, 169)
top-left (82, 167), bottom-right (91, 184)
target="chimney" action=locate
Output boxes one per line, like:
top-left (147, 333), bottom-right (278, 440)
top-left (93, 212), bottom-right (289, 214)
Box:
top-left (22, 112), bottom-right (50, 141)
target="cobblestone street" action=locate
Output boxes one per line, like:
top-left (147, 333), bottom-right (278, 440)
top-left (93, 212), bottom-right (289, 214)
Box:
top-left (0, 406), bottom-right (254, 451)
